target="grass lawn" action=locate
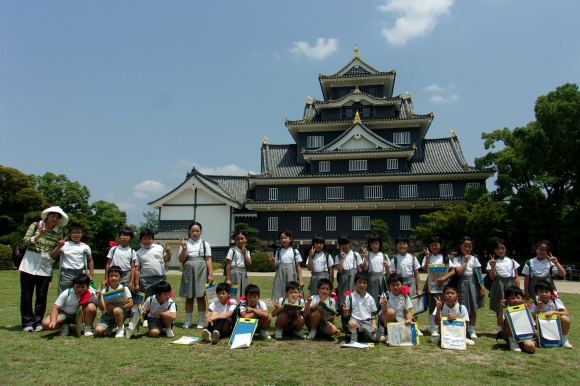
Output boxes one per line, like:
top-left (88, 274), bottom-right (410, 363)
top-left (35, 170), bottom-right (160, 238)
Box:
top-left (1, 271), bottom-right (579, 385)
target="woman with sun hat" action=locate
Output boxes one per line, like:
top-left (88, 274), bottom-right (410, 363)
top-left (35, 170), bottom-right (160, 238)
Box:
top-left (19, 206), bottom-right (69, 332)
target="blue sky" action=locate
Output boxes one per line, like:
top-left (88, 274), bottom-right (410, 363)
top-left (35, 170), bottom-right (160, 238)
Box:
top-left (2, 1), bottom-right (579, 225)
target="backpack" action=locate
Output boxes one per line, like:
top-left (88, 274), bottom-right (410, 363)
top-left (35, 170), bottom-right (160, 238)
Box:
top-left (12, 222), bottom-right (40, 268)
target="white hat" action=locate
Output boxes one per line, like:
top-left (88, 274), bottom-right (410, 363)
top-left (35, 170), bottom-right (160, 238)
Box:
top-left (41, 206), bottom-right (69, 227)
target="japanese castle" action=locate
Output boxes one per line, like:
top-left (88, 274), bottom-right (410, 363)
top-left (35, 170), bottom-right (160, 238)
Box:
top-left (150, 47), bottom-right (494, 265)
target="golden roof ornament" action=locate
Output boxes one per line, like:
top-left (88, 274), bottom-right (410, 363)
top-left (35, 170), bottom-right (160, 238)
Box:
top-left (463, 164), bottom-right (470, 170)
top-left (246, 173), bottom-right (251, 179)
top-left (353, 111), bottom-right (361, 124)
top-left (405, 91), bottom-right (412, 99)
top-left (262, 136), bottom-right (268, 145)
top-left (306, 96), bottom-right (312, 104)
top-left (301, 148), bottom-right (305, 154)
top-left (493, 165), bottom-right (498, 172)
top-left (268, 170), bottom-right (273, 177)
top-left (412, 143), bottom-right (417, 150)
top-left (451, 129), bottom-right (457, 138)
top-left (353, 86), bottom-right (361, 94)
top-left (353, 45), bottom-right (360, 59)
top-left (408, 111), bottom-right (413, 118)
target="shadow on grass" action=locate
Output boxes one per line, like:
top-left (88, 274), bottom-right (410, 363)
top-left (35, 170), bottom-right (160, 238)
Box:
top-left (0, 325), bottom-right (25, 332)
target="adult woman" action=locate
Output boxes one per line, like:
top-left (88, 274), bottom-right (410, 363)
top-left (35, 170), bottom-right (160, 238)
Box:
top-left (19, 206), bottom-right (68, 332)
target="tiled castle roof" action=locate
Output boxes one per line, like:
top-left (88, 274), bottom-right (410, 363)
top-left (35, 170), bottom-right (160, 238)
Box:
top-left (286, 113), bottom-right (433, 126)
top-left (318, 57), bottom-right (395, 79)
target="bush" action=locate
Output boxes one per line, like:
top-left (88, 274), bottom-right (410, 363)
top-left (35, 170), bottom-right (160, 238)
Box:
top-left (0, 244), bottom-right (14, 270)
top-left (247, 252), bottom-right (275, 272)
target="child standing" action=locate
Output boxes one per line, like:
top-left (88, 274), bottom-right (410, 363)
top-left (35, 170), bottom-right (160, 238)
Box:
top-left (272, 281), bottom-right (306, 339)
top-left (335, 234), bottom-right (363, 305)
top-left (142, 280), bottom-right (177, 338)
top-left (225, 230), bottom-right (252, 293)
top-left (134, 229), bottom-right (171, 299)
top-left (239, 284), bottom-right (272, 340)
top-left (451, 236), bottom-right (484, 339)
top-left (362, 233), bottom-right (391, 309)
top-left (103, 228), bottom-right (136, 288)
top-left (41, 273), bottom-right (98, 336)
top-left (432, 285), bottom-right (474, 346)
top-left (389, 235), bottom-right (422, 297)
top-left (497, 286), bottom-right (536, 352)
top-left (178, 221), bottom-right (213, 329)
top-left (379, 273), bottom-right (413, 336)
top-left (487, 239), bottom-right (520, 316)
top-left (306, 235), bottom-right (334, 297)
top-left (522, 240), bottom-right (566, 299)
top-left (270, 229), bottom-right (304, 301)
top-left (530, 279), bottom-right (573, 349)
top-left (55, 223), bottom-right (94, 294)
top-left (342, 272), bottom-right (386, 344)
top-left (304, 278), bottom-right (340, 339)
top-left (95, 266), bottom-right (133, 338)
top-left (202, 282), bottom-right (238, 344)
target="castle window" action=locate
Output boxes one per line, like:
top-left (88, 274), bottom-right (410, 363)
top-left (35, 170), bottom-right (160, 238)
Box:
top-left (364, 186), bottom-right (383, 199)
top-left (307, 136), bottom-right (324, 148)
top-left (439, 183), bottom-right (453, 197)
top-left (326, 217), bottom-right (336, 231)
top-left (298, 187), bottom-right (310, 200)
top-left (301, 217), bottom-right (311, 232)
top-left (319, 161), bottom-right (330, 172)
top-left (399, 184), bottom-right (418, 198)
top-left (352, 216), bottom-right (370, 231)
top-left (326, 187), bottom-right (344, 200)
top-left (467, 182), bottom-right (481, 189)
top-left (269, 188), bottom-right (278, 201)
top-left (349, 160), bottom-right (367, 171)
top-left (393, 132), bottom-right (411, 144)
top-left (400, 215), bottom-right (411, 230)
top-left (268, 217), bottom-right (278, 232)
top-left (387, 159), bottom-right (398, 170)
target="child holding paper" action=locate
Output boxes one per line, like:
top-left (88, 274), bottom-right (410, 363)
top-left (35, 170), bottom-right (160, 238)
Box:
top-left (95, 266), bottom-right (133, 338)
top-left (239, 284), bottom-right (271, 340)
top-left (272, 281), bottom-right (305, 339)
top-left (432, 285), bottom-right (474, 346)
top-left (497, 286), bottom-right (536, 353)
top-left (202, 282), bottom-right (237, 344)
top-left (142, 280), bottom-right (176, 338)
top-left (304, 278), bottom-right (340, 339)
top-left (530, 280), bottom-right (573, 349)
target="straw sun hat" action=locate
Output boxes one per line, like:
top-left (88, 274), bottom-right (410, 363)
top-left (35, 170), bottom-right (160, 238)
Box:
top-left (40, 206), bottom-right (69, 227)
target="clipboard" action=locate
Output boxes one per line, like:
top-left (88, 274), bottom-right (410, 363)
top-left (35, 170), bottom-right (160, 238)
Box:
top-left (474, 267), bottom-right (484, 286)
top-left (319, 299), bottom-right (338, 317)
top-left (205, 283), bottom-right (218, 305)
top-left (229, 318), bottom-right (258, 349)
top-left (537, 313), bottom-right (562, 348)
top-left (282, 303), bottom-right (304, 311)
top-left (125, 306), bottom-right (142, 339)
top-left (428, 264), bottom-right (448, 293)
top-left (103, 287), bottom-right (128, 310)
top-left (387, 322), bottom-right (419, 346)
top-left (440, 317), bottom-right (466, 350)
top-left (506, 305), bottom-right (535, 341)
top-left (411, 294), bottom-right (428, 316)
top-left (229, 285), bottom-right (240, 301)
top-left (172, 336), bottom-right (202, 345)
top-left (75, 306), bottom-right (84, 337)
top-left (131, 292), bottom-right (146, 307)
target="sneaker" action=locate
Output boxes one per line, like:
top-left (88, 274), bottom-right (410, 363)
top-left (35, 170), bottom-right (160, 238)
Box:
top-left (431, 330), bottom-right (439, 337)
top-left (417, 330), bottom-right (423, 336)
top-left (60, 324), bottom-right (69, 336)
top-left (115, 329), bottom-right (125, 338)
top-left (431, 336), bottom-right (440, 344)
top-left (563, 340), bottom-right (573, 349)
top-left (307, 330), bottom-right (317, 339)
top-left (202, 329), bottom-right (212, 343)
top-left (293, 330), bottom-right (306, 339)
top-left (259, 330), bottom-right (271, 340)
top-left (142, 320), bottom-right (148, 327)
top-left (274, 330), bottom-right (283, 340)
top-left (196, 324), bottom-right (204, 329)
top-left (84, 326), bottom-right (94, 337)
top-left (182, 323), bottom-right (192, 329)
top-left (212, 330), bottom-right (220, 344)
top-left (469, 331), bottom-right (478, 339)
top-left (508, 339), bottom-right (521, 352)
top-left (466, 338), bottom-right (475, 346)
top-left (34, 325), bottom-right (43, 332)
top-left (23, 326), bottom-right (34, 333)
top-left (165, 328), bottom-right (174, 338)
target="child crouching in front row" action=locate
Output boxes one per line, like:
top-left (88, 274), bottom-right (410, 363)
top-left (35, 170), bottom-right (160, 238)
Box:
top-left (203, 282), bottom-right (237, 344)
top-left (497, 286), bottom-right (536, 353)
top-left (95, 265), bottom-right (133, 338)
top-left (272, 281), bottom-right (306, 339)
top-left (530, 279), bottom-right (573, 349)
top-left (304, 278), bottom-right (341, 339)
top-left (239, 284), bottom-right (272, 340)
top-left (432, 285), bottom-right (475, 346)
top-left (142, 280), bottom-right (176, 338)
top-left (379, 273), bottom-right (413, 338)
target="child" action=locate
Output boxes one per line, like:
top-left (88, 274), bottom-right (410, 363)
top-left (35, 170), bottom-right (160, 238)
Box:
top-left (342, 272), bottom-right (386, 344)
top-left (304, 278), bottom-right (340, 339)
top-left (95, 266), bottom-right (133, 338)
top-left (239, 284), bottom-right (272, 340)
top-left (225, 230), bottom-right (252, 293)
top-left (103, 228), bottom-right (137, 288)
top-left (432, 285), bottom-right (474, 346)
top-left (202, 282), bottom-right (237, 344)
top-left (422, 236), bottom-right (454, 337)
top-left (522, 240), bottom-right (566, 299)
top-left (379, 273), bottom-right (413, 338)
top-left (361, 233), bottom-right (391, 309)
top-left (41, 273), bottom-right (98, 336)
top-left (178, 221), bottom-right (213, 329)
top-left (335, 234), bottom-right (363, 304)
top-left (451, 236), bottom-right (484, 339)
top-left (530, 279), bottom-right (573, 349)
top-left (54, 223), bottom-right (94, 294)
top-left (134, 228), bottom-right (171, 300)
top-left (497, 286), bottom-right (536, 352)
top-left (270, 229), bottom-right (304, 301)
top-left (487, 239), bottom-right (520, 315)
top-left (389, 235), bottom-right (421, 297)
top-left (272, 281), bottom-right (306, 339)
top-left (306, 235), bottom-right (334, 297)
top-left (142, 280), bottom-right (176, 338)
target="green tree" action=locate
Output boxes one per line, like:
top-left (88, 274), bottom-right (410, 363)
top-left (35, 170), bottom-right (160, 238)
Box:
top-left (367, 218), bottom-right (391, 250)
top-left (231, 223), bottom-right (262, 252)
top-left (139, 210), bottom-right (159, 232)
top-left (29, 172), bottom-right (91, 216)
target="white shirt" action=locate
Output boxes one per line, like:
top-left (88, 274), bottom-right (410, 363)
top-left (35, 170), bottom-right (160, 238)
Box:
top-left (60, 241), bottom-right (92, 270)
top-left (209, 299), bottom-right (237, 313)
top-left (226, 246), bottom-right (250, 268)
top-left (381, 290), bottom-right (412, 319)
top-left (335, 251), bottom-right (363, 271)
top-left (275, 248), bottom-right (303, 264)
top-left (368, 252), bottom-right (390, 273)
top-left (451, 255), bottom-right (481, 276)
top-left (529, 297), bottom-right (566, 313)
top-left (310, 294), bottom-right (338, 319)
top-left (179, 238), bottom-right (212, 259)
top-left (107, 245), bottom-right (136, 272)
top-left (239, 299), bottom-right (268, 314)
top-left (142, 296), bottom-right (176, 318)
top-left (345, 291), bottom-right (376, 321)
top-left (307, 252), bottom-right (333, 273)
top-left (55, 287), bottom-right (98, 314)
top-left (522, 257), bottom-right (558, 277)
top-left (486, 257), bottom-right (520, 278)
top-left (390, 253), bottom-right (420, 277)
top-left (421, 254), bottom-right (446, 267)
top-left (432, 302), bottom-right (470, 321)
top-left (135, 244), bottom-right (166, 277)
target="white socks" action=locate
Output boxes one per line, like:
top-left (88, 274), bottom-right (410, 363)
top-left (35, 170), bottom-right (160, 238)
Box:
top-left (185, 313), bottom-right (193, 325)
top-left (198, 312), bottom-right (205, 326)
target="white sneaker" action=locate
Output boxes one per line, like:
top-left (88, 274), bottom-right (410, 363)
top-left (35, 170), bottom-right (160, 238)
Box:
top-left (293, 330), bottom-right (306, 339)
top-left (212, 330), bottom-right (220, 343)
top-left (84, 326), bottom-right (94, 337)
top-left (469, 331), bottom-right (478, 339)
top-left (417, 330), bottom-right (423, 336)
top-left (431, 336), bottom-right (440, 344)
top-left (196, 324), bottom-right (204, 329)
top-left (431, 330), bottom-right (439, 337)
top-left (275, 330), bottom-right (283, 340)
top-left (142, 320), bottom-right (148, 327)
top-left (563, 340), bottom-right (573, 349)
top-left (182, 323), bottom-right (192, 329)
top-left (259, 330), bottom-right (271, 340)
top-left (466, 338), bottom-right (475, 346)
top-left (115, 329), bottom-right (125, 338)
top-left (508, 338), bottom-right (521, 352)
top-left (23, 326), bottom-right (34, 332)
top-left (307, 330), bottom-right (317, 339)
top-left (165, 328), bottom-right (174, 338)
top-left (202, 329), bottom-right (211, 343)
top-left (34, 325), bottom-right (43, 332)
top-left (60, 324), bottom-right (69, 336)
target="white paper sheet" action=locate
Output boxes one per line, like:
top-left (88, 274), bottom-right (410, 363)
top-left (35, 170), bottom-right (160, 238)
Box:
top-left (231, 333), bottom-right (252, 349)
top-left (538, 318), bottom-right (560, 341)
top-left (509, 310), bottom-right (534, 336)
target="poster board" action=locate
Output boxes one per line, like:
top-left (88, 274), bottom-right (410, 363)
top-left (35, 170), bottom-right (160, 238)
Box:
top-left (319, 300), bottom-right (338, 318)
top-left (506, 305), bottom-right (535, 341)
top-left (282, 303), bottom-right (304, 311)
top-left (440, 317), bottom-right (466, 350)
top-left (125, 306), bottom-right (142, 339)
top-left (131, 292), bottom-right (146, 307)
top-left (428, 264), bottom-right (448, 293)
top-left (205, 283), bottom-right (218, 305)
top-left (411, 294), bottom-right (428, 316)
top-left (229, 318), bottom-right (258, 349)
top-left (537, 313), bottom-right (562, 348)
top-left (103, 288), bottom-right (128, 310)
top-left (474, 267), bottom-right (484, 286)
top-left (229, 285), bottom-right (240, 301)
top-left (387, 322), bottom-right (419, 346)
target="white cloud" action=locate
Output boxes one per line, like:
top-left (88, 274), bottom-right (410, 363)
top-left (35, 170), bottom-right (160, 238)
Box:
top-left (132, 191), bottom-right (148, 199)
top-left (290, 38), bottom-right (338, 60)
top-left (133, 180), bottom-right (167, 193)
top-left (379, 0), bottom-right (454, 46)
top-left (176, 159), bottom-right (256, 176)
top-left (116, 202), bottom-right (137, 211)
top-left (423, 83), bottom-right (446, 92)
top-left (430, 93), bottom-right (459, 103)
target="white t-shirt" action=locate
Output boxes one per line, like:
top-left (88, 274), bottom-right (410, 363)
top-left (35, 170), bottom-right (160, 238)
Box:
top-left (345, 291), bottom-right (376, 321)
top-left (522, 257), bottom-right (558, 277)
top-left (381, 290), bottom-right (413, 319)
top-left (529, 297), bottom-right (566, 313)
top-left (451, 255), bottom-right (481, 276)
top-left (307, 252), bottom-right (333, 273)
top-left (226, 246), bottom-right (250, 268)
top-left (60, 241), bottom-right (92, 270)
top-left (275, 248), bottom-right (303, 264)
top-left (239, 299), bottom-right (268, 314)
top-left (421, 254), bottom-right (446, 267)
top-left (107, 245), bottom-right (136, 272)
top-left (390, 253), bottom-right (420, 277)
top-left (209, 299), bottom-right (238, 313)
top-left (179, 238), bottom-right (212, 259)
top-left (310, 294), bottom-right (338, 320)
top-left (486, 257), bottom-right (520, 278)
top-left (135, 244), bottom-right (166, 277)
top-left (142, 296), bottom-right (177, 318)
top-left (335, 251), bottom-right (363, 271)
top-left (432, 302), bottom-right (470, 321)
top-left (367, 252), bottom-right (390, 273)
top-left (55, 287), bottom-right (98, 314)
